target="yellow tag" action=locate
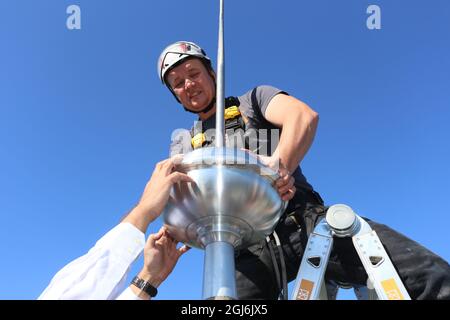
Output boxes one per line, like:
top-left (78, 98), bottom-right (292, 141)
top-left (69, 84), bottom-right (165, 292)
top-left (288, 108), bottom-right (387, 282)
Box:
top-left (381, 278), bottom-right (404, 300)
top-left (224, 106), bottom-right (241, 120)
top-left (191, 133), bottom-right (206, 149)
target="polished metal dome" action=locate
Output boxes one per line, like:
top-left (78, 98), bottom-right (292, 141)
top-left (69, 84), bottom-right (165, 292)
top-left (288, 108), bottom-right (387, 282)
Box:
top-left (163, 147), bottom-right (286, 250)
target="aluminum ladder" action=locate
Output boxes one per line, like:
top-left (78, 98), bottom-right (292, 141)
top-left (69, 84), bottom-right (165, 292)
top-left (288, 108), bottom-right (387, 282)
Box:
top-left (291, 204), bottom-right (411, 300)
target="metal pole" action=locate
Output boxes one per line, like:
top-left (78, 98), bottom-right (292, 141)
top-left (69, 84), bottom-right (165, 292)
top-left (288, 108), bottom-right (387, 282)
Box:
top-left (215, 0), bottom-right (225, 148)
top-left (202, 242), bottom-right (236, 299)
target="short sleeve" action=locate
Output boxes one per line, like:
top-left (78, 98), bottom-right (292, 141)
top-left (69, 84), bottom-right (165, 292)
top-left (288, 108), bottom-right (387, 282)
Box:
top-left (240, 85), bottom-right (288, 118)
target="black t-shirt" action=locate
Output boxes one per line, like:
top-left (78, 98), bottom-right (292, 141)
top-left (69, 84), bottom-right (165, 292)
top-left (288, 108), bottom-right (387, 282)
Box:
top-left (169, 85), bottom-right (313, 192)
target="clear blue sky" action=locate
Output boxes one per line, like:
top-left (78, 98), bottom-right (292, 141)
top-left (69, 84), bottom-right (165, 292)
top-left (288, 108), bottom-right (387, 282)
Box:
top-left (1, 0), bottom-right (449, 300)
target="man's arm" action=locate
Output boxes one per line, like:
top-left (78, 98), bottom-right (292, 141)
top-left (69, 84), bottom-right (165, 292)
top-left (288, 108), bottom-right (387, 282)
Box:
top-left (38, 223), bottom-right (145, 300)
top-left (264, 93), bottom-right (319, 174)
top-left (39, 156), bottom-right (193, 300)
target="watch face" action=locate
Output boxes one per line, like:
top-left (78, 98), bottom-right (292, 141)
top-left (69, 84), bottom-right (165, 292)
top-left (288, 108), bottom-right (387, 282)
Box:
top-left (143, 283), bottom-right (158, 297)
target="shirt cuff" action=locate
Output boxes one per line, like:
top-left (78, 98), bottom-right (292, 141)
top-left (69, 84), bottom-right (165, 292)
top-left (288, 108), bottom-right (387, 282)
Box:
top-left (116, 287), bottom-right (145, 300)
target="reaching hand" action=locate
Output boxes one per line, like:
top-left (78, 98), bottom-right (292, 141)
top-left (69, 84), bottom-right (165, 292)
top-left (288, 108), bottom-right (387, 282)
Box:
top-left (137, 227), bottom-right (190, 288)
top-left (122, 155), bottom-right (195, 233)
top-left (137, 155), bottom-right (194, 220)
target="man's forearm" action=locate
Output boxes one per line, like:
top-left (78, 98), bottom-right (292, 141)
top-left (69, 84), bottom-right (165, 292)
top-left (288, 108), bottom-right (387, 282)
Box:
top-left (122, 205), bottom-right (155, 234)
top-left (275, 111), bottom-right (319, 173)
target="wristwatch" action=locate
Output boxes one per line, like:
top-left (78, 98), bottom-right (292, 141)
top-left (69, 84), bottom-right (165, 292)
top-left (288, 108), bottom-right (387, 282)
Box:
top-left (131, 276), bottom-right (158, 297)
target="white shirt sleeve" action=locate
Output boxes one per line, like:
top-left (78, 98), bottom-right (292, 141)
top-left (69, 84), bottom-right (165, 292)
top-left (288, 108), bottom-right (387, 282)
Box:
top-left (38, 222), bottom-right (145, 300)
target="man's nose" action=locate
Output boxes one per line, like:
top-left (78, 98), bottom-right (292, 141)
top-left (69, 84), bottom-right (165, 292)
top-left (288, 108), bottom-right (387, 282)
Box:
top-left (185, 78), bottom-right (195, 89)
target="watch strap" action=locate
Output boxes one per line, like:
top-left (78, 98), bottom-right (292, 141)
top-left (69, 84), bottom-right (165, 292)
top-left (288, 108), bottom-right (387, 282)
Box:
top-left (131, 276), bottom-right (158, 297)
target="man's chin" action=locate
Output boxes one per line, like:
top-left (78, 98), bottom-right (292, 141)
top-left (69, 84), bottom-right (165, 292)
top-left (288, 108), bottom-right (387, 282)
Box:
top-left (183, 105), bottom-right (203, 113)
top-left (189, 102), bottom-right (207, 112)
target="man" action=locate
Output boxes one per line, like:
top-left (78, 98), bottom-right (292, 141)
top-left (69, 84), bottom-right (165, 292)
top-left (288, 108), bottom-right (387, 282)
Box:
top-left (39, 156), bottom-right (192, 300)
top-left (158, 41), bottom-right (450, 299)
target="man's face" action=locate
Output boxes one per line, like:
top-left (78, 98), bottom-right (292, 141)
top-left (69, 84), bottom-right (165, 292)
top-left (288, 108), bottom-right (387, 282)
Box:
top-left (166, 58), bottom-right (215, 112)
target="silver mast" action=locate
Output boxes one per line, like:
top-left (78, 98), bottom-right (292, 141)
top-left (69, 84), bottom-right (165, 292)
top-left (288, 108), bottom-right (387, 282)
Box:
top-left (215, 0), bottom-right (225, 148)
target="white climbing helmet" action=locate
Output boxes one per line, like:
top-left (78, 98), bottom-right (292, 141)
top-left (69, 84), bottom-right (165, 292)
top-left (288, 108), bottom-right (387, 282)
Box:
top-left (157, 41), bottom-right (211, 85)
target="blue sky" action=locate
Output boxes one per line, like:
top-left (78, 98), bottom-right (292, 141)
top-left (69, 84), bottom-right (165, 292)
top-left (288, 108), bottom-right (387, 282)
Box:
top-left (0, 0), bottom-right (449, 300)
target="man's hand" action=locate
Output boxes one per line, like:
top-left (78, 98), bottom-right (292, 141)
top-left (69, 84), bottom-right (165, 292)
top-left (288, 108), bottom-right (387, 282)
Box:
top-left (136, 155), bottom-right (193, 220)
top-left (275, 163), bottom-right (296, 202)
top-left (123, 155), bottom-right (195, 233)
top-left (137, 227), bottom-right (190, 288)
top-left (247, 151), bottom-right (296, 202)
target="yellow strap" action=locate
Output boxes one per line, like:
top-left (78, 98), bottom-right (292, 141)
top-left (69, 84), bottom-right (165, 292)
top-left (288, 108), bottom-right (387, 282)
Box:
top-left (191, 133), bottom-right (206, 149)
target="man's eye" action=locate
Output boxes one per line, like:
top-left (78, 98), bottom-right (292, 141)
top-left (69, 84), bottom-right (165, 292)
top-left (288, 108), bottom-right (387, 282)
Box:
top-left (174, 81), bottom-right (184, 88)
top-left (191, 72), bottom-right (200, 78)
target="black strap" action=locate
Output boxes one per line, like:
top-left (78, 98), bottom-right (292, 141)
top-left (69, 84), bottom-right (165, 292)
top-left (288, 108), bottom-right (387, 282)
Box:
top-left (266, 238), bottom-right (282, 295)
top-left (266, 233), bottom-right (288, 300)
top-left (131, 276), bottom-right (158, 297)
top-left (225, 96), bottom-right (240, 108)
